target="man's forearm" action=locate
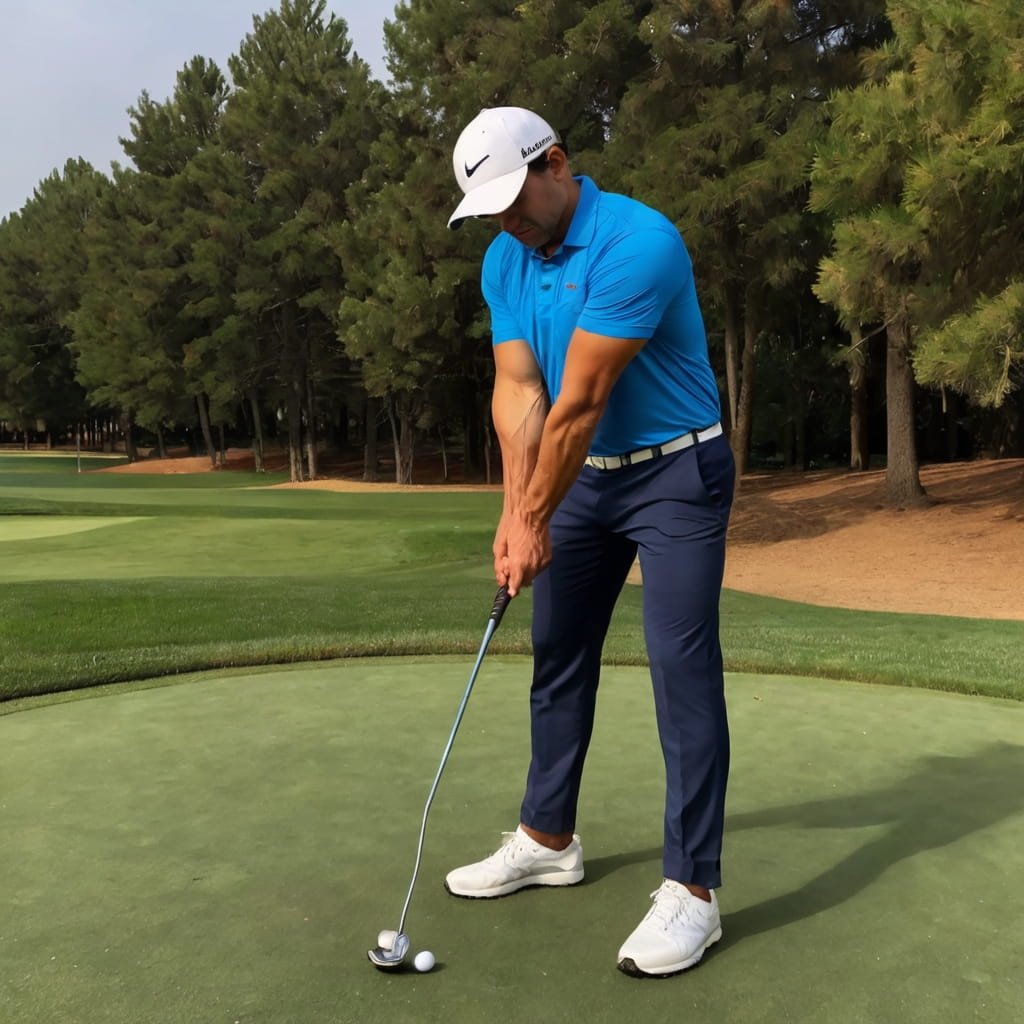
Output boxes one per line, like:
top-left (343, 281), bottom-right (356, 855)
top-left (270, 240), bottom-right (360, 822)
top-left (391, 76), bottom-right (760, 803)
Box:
top-left (493, 380), bottom-right (549, 510)
top-left (519, 397), bottom-right (602, 530)
top-left (515, 329), bottom-right (645, 529)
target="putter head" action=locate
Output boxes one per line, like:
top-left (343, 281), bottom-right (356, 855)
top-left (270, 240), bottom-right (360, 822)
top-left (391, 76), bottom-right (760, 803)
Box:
top-left (367, 931), bottom-right (410, 971)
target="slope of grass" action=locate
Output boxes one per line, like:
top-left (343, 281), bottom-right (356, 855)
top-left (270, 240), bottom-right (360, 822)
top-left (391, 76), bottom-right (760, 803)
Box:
top-left (2, 455), bottom-right (1021, 704)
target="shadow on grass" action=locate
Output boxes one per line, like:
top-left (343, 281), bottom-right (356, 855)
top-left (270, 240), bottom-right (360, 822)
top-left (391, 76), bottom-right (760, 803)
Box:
top-left (584, 846), bottom-right (664, 884)
top-left (583, 743), bottom-right (1024, 947)
top-left (720, 742), bottom-right (1024, 948)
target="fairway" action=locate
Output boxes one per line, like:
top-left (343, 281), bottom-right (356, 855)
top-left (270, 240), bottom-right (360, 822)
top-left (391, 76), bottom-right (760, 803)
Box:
top-left (0, 515), bottom-right (148, 541)
top-left (3, 454), bottom-right (1023, 703)
top-left (3, 659), bottom-right (1022, 1024)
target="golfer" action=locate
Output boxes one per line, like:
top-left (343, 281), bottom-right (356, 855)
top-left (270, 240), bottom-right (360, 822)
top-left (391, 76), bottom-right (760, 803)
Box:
top-left (445, 106), bottom-right (735, 978)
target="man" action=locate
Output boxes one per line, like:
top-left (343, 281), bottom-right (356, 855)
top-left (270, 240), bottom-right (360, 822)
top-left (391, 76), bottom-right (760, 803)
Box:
top-left (445, 106), bottom-right (735, 978)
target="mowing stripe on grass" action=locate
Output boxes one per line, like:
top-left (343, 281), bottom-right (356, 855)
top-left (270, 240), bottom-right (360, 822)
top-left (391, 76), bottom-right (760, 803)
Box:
top-left (0, 516), bottom-right (149, 541)
top-left (2, 454), bottom-right (1021, 705)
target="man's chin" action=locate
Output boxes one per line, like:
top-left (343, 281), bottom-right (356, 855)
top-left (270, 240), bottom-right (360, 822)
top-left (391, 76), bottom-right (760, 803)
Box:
top-left (510, 227), bottom-right (545, 247)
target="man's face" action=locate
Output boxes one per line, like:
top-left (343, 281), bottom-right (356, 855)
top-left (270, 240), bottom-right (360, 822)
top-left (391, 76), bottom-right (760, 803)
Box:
top-left (493, 162), bottom-right (567, 249)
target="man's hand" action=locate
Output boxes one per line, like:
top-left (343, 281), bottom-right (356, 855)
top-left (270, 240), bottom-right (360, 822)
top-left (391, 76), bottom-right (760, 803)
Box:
top-left (490, 329), bottom-right (644, 596)
top-left (502, 510), bottom-right (552, 597)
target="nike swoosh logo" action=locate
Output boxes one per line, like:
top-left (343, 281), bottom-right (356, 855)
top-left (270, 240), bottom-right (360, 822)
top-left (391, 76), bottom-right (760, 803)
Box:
top-left (465, 155), bottom-right (490, 178)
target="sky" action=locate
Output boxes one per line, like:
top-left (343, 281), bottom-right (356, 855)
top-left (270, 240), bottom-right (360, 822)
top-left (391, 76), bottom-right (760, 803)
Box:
top-left (0, 0), bottom-right (394, 219)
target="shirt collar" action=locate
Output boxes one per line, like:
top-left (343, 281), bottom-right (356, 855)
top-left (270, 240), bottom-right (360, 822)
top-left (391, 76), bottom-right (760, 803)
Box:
top-left (528, 175), bottom-right (599, 261)
top-left (562, 175), bottom-right (599, 249)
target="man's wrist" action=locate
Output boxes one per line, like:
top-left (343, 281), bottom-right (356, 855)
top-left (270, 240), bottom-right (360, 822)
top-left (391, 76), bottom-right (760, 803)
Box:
top-left (516, 497), bottom-right (548, 533)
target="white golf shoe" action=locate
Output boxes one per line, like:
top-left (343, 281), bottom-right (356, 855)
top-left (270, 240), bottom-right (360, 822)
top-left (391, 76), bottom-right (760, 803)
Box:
top-left (444, 826), bottom-right (584, 898)
top-left (617, 880), bottom-right (722, 977)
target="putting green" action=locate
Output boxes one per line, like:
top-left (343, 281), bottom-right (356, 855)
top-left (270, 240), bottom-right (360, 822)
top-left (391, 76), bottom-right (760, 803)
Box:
top-left (2, 660), bottom-right (1022, 1024)
top-left (0, 516), bottom-right (148, 542)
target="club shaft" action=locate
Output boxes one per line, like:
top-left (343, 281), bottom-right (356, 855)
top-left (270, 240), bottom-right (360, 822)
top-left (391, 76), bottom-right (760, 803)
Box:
top-left (397, 616), bottom-right (499, 935)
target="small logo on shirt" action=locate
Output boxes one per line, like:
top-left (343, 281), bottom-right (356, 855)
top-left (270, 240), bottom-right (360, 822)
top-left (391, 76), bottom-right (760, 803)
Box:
top-left (565, 283), bottom-right (578, 290)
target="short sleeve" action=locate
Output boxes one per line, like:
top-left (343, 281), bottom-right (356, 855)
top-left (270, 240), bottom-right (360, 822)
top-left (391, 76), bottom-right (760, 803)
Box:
top-left (576, 227), bottom-right (689, 339)
top-left (482, 241), bottom-right (525, 345)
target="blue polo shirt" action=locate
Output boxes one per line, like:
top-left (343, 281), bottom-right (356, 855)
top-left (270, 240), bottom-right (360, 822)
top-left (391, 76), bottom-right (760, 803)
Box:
top-left (482, 175), bottom-right (720, 456)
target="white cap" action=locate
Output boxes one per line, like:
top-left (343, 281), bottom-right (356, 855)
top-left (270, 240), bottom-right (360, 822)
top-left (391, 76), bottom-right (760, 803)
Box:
top-left (448, 107), bottom-right (560, 229)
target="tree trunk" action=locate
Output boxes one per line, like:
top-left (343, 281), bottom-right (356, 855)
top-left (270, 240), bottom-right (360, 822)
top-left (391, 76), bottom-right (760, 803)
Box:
top-left (723, 292), bottom-right (740, 437)
top-left (336, 399), bottom-right (349, 448)
top-left (438, 426), bottom-right (449, 482)
top-left (363, 395), bottom-right (379, 482)
top-left (795, 414), bottom-right (808, 471)
top-left (885, 317), bottom-right (927, 507)
top-left (849, 325), bottom-right (870, 471)
top-left (387, 397), bottom-right (415, 485)
top-left (944, 390), bottom-right (959, 462)
top-left (122, 413), bottom-right (139, 463)
top-left (483, 403), bottom-right (494, 486)
top-left (305, 371), bottom-right (318, 482)
top-left (462, 384), bottom-right (483, 478)
top-left (196, 393), bottom-right (217, 470)
top-left (287, 383), bottom-right (304, 483)
top-left (782, 419), bottom-right (795, 469)
top-left (285, 356), bottom-right (305, 483)
top-left (156, 424), bottom-right (168, 460)
top-left (217, 424), bottom-right (227, 469)
top-left (247, 389), bottom-right (265, 472)
top-left (279, 305), bottom-right (305, 483)
top-left (731, 295), bottom-right (759, 477)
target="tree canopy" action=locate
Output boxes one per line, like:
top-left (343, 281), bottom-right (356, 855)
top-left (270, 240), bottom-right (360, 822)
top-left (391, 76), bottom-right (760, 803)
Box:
top-left (1, 0), bottom-right (1021, 489)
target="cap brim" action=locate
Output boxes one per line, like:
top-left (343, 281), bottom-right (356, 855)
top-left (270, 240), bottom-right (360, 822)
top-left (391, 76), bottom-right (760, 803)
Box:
top-left (447, 165), bottom-right (529, 229)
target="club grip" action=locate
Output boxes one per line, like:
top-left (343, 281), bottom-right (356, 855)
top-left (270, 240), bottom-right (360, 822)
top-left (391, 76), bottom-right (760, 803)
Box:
top-left (489, 585), bottom-right (511, 628)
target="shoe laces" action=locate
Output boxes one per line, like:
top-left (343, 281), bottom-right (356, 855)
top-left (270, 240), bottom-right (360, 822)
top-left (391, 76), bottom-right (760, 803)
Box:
top-left (496, 831), bottom-right (530, 865)
top-left (645, 881), bottom-right (695, 929)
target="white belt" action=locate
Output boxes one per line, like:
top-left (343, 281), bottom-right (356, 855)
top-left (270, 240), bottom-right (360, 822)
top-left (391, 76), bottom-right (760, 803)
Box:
top-left (584, 422), bottom-right (723, 471)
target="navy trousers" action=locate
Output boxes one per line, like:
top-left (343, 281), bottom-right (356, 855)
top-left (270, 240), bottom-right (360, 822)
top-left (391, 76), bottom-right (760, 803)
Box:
top-left (520, 432), bottom-right (735, 888)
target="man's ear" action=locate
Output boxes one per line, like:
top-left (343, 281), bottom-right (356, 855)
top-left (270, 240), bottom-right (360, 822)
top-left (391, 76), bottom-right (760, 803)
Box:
top-left (547, 144), bottom-right (571, 179)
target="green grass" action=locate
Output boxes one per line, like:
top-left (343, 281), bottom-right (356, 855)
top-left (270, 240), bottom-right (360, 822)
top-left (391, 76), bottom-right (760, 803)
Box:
top-left (4, 662), bottom-right (1024, 1024)
top-left (2, 453), bottom-right (1022, 704)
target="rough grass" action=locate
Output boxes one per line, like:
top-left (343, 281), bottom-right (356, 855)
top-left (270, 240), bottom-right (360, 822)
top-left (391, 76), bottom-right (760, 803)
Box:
top-left (2, 454), bottom-right (1022, 705)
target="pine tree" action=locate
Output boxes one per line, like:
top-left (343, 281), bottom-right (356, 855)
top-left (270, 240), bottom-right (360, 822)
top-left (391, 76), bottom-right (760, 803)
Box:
top-left (812, 0), bottom-right (1024, 495)
top-left (902, 1), bottom-right (1024, 418)
top-left (811, 21), bottom-right (931, 505)
top-left (0, 161), bottom-right (108, 448)
top-left (71, 167), bottom-right (190, 461)
top-left (334, 88), bottom-right (491, 484)
top-left (222, 0), bottom-right (380, 481)
top-left (603, 0), bottom-right (889, 476)
top-left (341, 0), bottom-right (659, 482)
top-left (72, 58), bottom-right (233, 464)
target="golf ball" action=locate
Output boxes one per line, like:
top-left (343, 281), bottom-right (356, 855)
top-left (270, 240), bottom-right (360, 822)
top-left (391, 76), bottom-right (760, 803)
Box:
top-left (377, 930), bottom-right (398, 951)
top-left (413, 950), bottom-right (435, 973)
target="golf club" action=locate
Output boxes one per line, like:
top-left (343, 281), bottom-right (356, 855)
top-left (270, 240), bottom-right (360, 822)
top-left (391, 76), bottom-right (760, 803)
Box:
top-left (368, 584), bottom-right (512, 970)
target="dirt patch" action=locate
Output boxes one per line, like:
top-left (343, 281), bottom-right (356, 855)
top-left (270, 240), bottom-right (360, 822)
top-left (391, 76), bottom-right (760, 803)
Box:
top-left (98, 448), bottom-right (493, 487)
top-left (98, 448), bottom-right (291, 474)
top-left (96, 451), bottom-right (1024, 621)
top-left (712, 459), bottom-right (1024, 621)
